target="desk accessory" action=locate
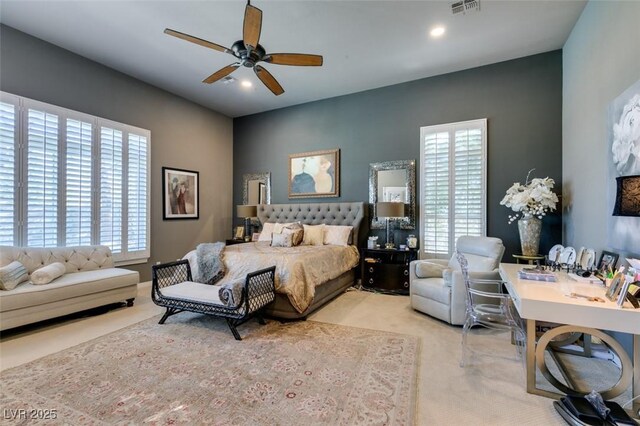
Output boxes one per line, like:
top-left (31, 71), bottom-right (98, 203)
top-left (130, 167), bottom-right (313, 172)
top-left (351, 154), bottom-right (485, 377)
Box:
top-left (518, 267), bottom-right (557, 282)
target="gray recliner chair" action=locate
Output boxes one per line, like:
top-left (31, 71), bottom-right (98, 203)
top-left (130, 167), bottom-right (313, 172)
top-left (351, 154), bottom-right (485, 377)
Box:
top-left (409, 236), bottom-right (505, 325)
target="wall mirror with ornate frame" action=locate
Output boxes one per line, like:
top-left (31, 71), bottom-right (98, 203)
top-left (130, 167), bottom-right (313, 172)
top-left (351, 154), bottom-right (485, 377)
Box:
top-left (243, 172), bottom-right (271, 225)
top-left (369, 160), bottom-right (416, 229)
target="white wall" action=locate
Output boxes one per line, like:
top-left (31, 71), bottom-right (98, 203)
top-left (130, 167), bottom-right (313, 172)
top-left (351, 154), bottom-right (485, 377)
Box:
top-left (563, 1), bottom-right (640, 258)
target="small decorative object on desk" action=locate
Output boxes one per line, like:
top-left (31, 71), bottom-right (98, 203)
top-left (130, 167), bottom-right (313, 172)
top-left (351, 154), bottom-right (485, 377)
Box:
top-left (407, 234), bottom-right (417, 249)
top-left (500, 169), bottom-right (559, 256)
top-left (518, 267), bottom-right (558, 282)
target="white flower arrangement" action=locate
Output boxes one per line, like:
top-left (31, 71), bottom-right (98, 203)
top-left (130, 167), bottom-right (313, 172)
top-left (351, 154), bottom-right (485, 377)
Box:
top-left (500, 169), bottom-right (559, 224)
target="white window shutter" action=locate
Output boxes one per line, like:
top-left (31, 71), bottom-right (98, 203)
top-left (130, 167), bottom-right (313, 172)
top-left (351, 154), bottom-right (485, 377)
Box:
top-left (0, 101), bottom-right (16, 245)
top-left (100, 126), bottom-right (123, 254)
top-left (65, 118), bottom-right (93, 246)
top-left (127, 133), bottom-right (148, 254)
top-left (420, 119), bottom-right (487, 258)
top-left (26, 109), bottom-right (59, 247)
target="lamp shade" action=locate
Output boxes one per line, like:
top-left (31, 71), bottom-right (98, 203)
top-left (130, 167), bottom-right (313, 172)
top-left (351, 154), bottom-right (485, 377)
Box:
top-left (376, 202), bottom-right (405, 218)
top-left (612, 175), bottom-right (640, 217)
top-left (237, 205), bottom-right (257, 218)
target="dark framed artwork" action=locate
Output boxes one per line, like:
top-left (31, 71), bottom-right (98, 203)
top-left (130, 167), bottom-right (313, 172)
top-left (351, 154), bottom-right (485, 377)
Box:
top-left (288, 148), bottom-right (340, 198)
top-left (162, 167), bottom-right (199, 220)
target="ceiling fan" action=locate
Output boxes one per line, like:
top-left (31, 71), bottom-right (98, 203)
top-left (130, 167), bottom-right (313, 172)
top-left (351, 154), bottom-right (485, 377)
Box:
top-left (164, 0), bottom-right (323, 96)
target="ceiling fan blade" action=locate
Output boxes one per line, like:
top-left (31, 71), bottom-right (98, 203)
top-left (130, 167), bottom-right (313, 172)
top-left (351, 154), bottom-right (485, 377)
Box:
top-left (254, 65), bottom-right (284, 96)
top-left (243, 3), bottom-right (262, 51)
top-left (164, 28), bottom-right (231, 54)
top-left (203, 63), bottom-right (240, 84)
top-left (266, 53), bottom-right (323, 67)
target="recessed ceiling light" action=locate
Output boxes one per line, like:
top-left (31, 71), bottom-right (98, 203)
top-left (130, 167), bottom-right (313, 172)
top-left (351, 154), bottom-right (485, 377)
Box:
top-left (430, 26), bottom-right (446, 38)
top-left (241, 80), bottom-right (253, 88)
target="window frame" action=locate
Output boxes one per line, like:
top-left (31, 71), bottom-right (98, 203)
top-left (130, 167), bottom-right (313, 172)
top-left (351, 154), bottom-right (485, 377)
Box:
top-left (0, 91), bottom-right (150, 265)
top-left (419, 118), bottom-right (487, 259)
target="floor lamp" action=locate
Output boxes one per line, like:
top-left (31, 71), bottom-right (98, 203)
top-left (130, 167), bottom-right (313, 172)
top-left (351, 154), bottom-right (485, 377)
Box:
top-left (237, 205), bottom-right (257, 240)
top-left (376, 202), bottom-right (405, 249)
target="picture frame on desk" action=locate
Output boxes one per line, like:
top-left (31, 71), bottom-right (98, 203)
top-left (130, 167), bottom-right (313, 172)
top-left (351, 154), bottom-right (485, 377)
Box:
top-left (595, 250), bottom-right (619, 280)
top-left (605, 272), bottom-right (625, 302)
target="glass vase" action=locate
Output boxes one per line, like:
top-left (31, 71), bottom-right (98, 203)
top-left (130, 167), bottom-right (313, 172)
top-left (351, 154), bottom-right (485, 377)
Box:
top-left (518, 215), bottom-right (542, 256)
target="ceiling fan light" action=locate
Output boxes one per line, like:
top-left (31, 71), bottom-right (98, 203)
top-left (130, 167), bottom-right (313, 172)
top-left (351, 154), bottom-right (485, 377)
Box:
top-left (430, 26), bottom-right (446, 37)
top-left (241, 80), bottom-right (253, 88)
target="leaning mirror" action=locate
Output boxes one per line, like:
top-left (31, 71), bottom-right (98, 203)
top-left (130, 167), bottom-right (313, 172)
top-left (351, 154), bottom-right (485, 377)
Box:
top-left (243, 172), bottom-right (271, 225)
top-left (369, 160), bottom-right (416, 229)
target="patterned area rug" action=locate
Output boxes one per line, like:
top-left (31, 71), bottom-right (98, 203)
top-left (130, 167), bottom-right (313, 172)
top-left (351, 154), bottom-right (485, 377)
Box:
top-left (1, 314), bottom-right (419, 425)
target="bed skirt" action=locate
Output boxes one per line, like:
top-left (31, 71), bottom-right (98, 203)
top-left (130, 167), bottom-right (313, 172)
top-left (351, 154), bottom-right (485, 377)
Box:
top-left (264, 269), bottom-right (355, 319)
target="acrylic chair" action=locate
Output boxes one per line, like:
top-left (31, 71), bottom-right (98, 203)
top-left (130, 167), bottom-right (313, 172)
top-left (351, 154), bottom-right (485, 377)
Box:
top-left (455, 250), bottom-right (525, 367)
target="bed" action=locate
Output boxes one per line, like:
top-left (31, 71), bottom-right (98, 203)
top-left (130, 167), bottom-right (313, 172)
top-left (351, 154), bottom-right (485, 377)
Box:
top-left (219, 202), bottom-right (365, 319)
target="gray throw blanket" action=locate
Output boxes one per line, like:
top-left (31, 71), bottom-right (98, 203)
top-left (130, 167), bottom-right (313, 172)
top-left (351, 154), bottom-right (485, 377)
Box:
top-left (196, 242), bottom-right (226, 284)
top-left (219, 278), bottom-right (245, 308)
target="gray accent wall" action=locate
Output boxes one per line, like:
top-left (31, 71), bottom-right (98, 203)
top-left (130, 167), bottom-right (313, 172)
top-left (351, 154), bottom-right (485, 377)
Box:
top-left (0, 25), bottom-right (234, 281)
top-left (234, 51), bottom-right (563, 257)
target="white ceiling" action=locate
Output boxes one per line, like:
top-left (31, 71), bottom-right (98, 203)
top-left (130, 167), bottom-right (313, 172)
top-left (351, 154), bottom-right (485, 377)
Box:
top-left (0, 0), bottom-right (586, 118)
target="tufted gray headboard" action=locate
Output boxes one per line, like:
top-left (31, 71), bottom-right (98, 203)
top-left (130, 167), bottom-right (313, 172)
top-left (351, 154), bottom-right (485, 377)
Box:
top-left (257, 202), bottom-right (365, 244)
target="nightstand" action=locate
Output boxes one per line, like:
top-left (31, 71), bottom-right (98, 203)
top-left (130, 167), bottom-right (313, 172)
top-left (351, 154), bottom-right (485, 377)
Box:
top-left (361, 248), bottom-right (418, 295)
top-left (225, 239), bottom-right (247, 246)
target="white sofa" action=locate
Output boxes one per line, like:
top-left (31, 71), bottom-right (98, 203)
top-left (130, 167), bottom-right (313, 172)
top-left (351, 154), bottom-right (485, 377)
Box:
top-left (409, 236), bottom-right (505, 325)
top-left (0, 245), bottom-right (139, 331)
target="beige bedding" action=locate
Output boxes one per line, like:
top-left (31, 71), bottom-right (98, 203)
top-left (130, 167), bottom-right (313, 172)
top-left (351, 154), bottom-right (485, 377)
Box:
top-left (218, 242), bottom-right (359, 313)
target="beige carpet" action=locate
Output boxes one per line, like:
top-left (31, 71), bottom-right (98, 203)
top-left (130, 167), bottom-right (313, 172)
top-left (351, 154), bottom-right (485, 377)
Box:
top-left (0, 313), bottom-right (419, 425)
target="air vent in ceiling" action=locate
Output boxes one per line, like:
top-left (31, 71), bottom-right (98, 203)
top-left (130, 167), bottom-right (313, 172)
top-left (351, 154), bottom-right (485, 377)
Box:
top-left (452, 0), bottom-right (480, 15)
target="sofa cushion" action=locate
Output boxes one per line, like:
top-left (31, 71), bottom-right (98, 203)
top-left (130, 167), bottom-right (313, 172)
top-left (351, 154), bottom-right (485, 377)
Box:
top-left (31, 262), bottom-right (66, 285)
top-left (0, 261), bottom-right (28, 291)
top-left (0, 268), bottom-right (139, 312)
top-left (161, 281), bottom-right (224, 306)
top-left (410, 277), bottom-right (450, 305)
top-left (415, 262), bottom-right (450, 279)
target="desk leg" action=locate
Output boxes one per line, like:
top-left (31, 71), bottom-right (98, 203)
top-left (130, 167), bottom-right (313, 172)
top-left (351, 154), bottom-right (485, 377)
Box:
top-left (634, 334), bottom-right (639, 415)
top-left (526, 319), bottom-right (537, 394)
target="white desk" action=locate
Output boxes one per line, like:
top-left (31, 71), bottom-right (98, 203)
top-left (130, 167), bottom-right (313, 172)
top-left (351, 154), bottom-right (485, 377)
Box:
top-left (499, 263), bottom-right (639, 414)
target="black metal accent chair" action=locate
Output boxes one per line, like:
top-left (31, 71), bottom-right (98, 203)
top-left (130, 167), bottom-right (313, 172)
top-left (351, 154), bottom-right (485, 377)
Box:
top-left (151, 260), bottom-right (276, 340)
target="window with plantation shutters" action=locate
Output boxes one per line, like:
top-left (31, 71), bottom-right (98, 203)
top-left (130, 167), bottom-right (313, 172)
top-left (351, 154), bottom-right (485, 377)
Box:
top-left (0, 91), bottom-right (150, 264)
top-left (26, 109), bottom-right (59, 247)
top-left (100, 127), bottom-right (123, 254)
top-left (0, 101), bottom-right (16, 245)
top-left (127, 134), bottom-right (148, 254)
top-left (419, 119), bottom-right (487, 258)
top-left (66, 118), bottom-right (93, 246)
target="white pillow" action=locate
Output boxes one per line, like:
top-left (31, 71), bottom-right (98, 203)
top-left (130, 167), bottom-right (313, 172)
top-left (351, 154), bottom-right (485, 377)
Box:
top-left (302, 224), bottom-right (325, 246)
top-left (323, 225), bottom-right (353, 246)
top-left (258, 223), bottom-right (276, 242)
top-left (0, 261), bottom-right (29, 290)
top-left (31, 262), bottom-right (66, 285)
top-left (272, 222), bottom-right (291, 234)
top-left (271, 232), bottom-right (294, 248)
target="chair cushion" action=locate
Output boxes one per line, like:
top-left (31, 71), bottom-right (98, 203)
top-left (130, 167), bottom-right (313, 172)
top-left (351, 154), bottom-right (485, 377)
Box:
top-left (161, 281), bottom-right (224, 305)
top-left (410, 277), bottom-right (450, 305)
top-left (415, 262), bottom-right (449, 278)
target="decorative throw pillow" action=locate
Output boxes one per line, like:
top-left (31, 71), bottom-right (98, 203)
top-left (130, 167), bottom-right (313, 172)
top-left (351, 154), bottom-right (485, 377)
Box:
top-left (302, 224), bottom-right (325, 246)
top-left (323, 225), bottom-right (353, 246)
top-left (272, 222), bottom-right (291, 234)
top-left (281, 222), bottom-right (304, 246)
top-left (0, 261), bottom-right (29, 291)
top-left (31, 262), bottom-right (66, 285)
top-left (271, 232), bottom-right (294, 247)
top-left (415, 261), bottom-right (449, 279)
top-left (182, 250), bottom-right (199, 280)
top-left (258, 223), bottom-right (276, 242)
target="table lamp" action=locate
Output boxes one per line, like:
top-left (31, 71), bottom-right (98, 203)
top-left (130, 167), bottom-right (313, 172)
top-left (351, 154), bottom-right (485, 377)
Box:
top-left (237, 205), bottom-right (257, 240)
top-left (376, 202), bottom-right (405, 249)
